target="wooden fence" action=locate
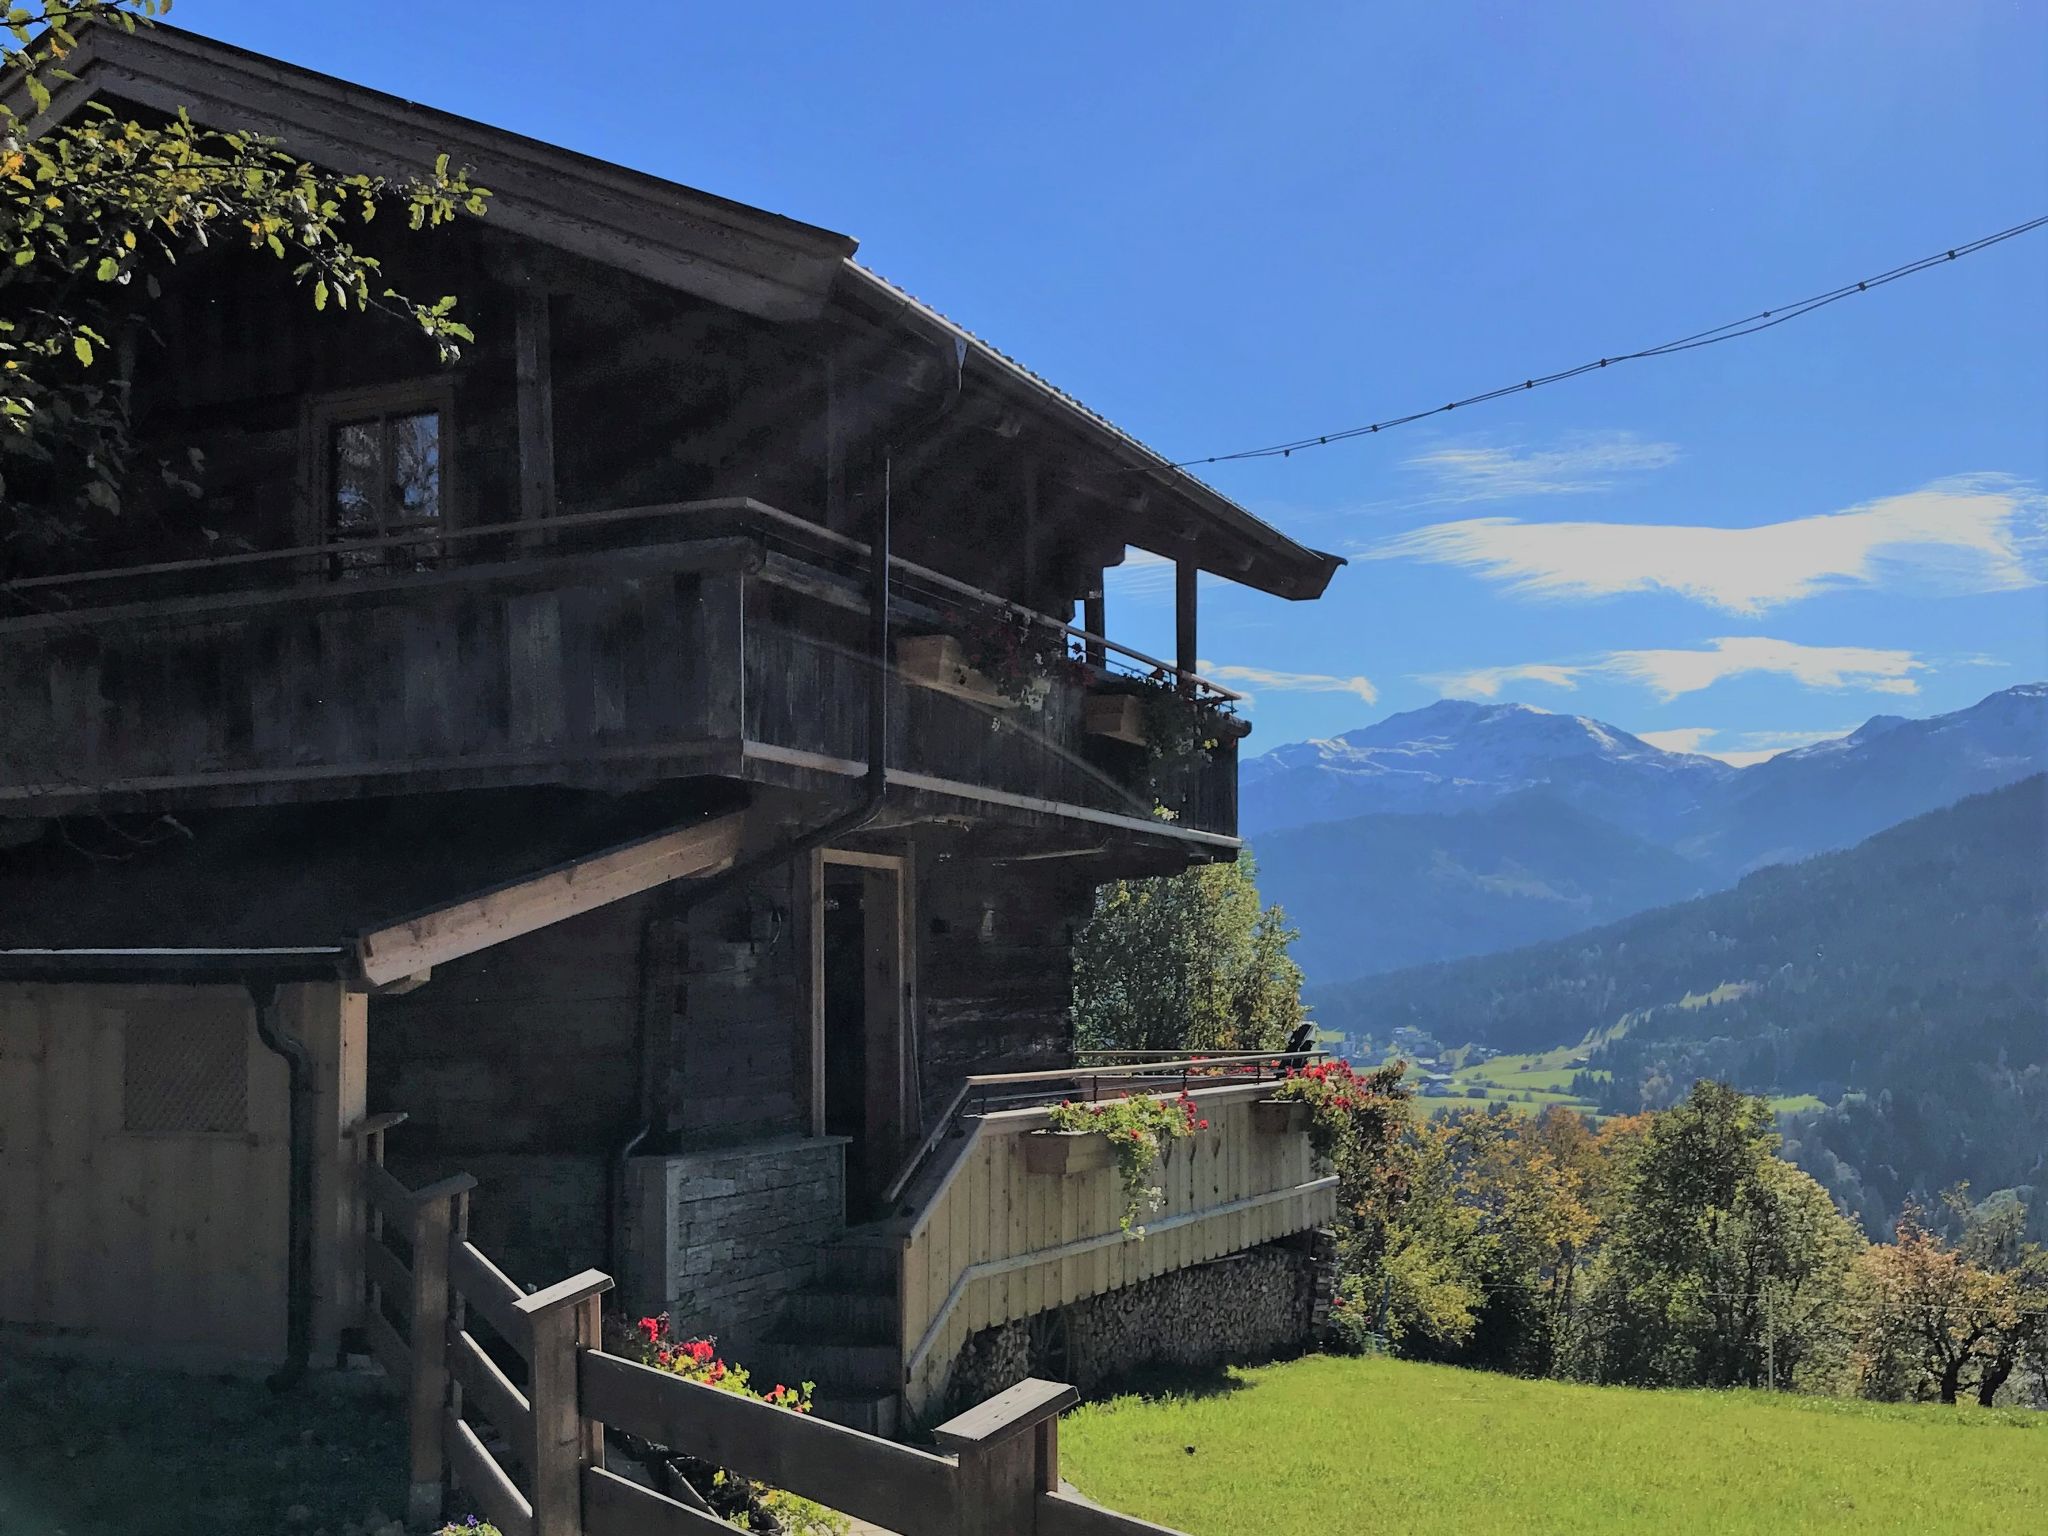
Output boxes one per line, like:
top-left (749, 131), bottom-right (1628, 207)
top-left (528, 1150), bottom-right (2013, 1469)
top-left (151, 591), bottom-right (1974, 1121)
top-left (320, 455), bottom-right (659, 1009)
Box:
top-left (356, 1119), bottom-right (1184, 1536)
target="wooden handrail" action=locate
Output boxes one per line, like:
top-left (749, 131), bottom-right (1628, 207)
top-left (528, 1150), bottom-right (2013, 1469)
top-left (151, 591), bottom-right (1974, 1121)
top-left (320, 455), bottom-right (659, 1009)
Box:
top-left (3, 494), bottom-right (1245, 701)
top-left (876, 1051), bottom-right (1321, 1213)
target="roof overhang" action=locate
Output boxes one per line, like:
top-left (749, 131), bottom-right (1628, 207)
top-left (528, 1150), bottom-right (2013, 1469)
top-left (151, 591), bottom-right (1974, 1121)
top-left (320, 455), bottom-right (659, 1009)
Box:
top-left (836, 265), bottom-right (1346, 601)
top-left (0, 792), bottom-right (747, 988)
top-left (10, 20), bottom-right (1343, 601)
top-left (5, 22), bottom-right (857, 321)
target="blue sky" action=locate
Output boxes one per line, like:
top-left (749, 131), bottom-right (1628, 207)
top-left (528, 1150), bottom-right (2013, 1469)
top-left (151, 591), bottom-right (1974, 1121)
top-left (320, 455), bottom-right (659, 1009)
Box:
top-left (194, 0), bottom-right (2048, 761)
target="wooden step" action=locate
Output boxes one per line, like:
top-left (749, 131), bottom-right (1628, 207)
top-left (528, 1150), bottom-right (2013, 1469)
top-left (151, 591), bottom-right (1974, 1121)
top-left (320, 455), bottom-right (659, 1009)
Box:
top-left (781, 1287), bottom-right (896, 1343)
top-left (809, 1391), bottom-right (900, 1439)
top-left (813, 1238), bottom-right (898, 1291)
top-left (757, 1337), bottom-right (901, 1394)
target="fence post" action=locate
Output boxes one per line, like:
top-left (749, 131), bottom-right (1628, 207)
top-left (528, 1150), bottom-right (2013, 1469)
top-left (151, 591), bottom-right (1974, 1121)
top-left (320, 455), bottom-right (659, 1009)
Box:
top-left (515, 1269), bottom-right (616, 1536)
top-left (933, 1377), bottom-right (1078, 1536)
top-left (404, 1181), bottom-right (460, 1529)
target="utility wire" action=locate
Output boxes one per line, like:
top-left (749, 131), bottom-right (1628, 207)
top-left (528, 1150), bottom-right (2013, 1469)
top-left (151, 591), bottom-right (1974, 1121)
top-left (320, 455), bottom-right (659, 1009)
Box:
top-left (1164, 214), bottom-right (2048, 469)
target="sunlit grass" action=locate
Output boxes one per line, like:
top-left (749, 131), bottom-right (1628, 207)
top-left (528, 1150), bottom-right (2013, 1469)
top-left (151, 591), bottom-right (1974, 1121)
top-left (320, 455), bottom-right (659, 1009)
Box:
top-left (1062, 1354), bottom-right (2041, 1536)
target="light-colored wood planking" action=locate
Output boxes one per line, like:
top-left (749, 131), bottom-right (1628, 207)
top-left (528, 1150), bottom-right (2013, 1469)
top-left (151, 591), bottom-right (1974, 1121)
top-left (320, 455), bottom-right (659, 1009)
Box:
top-left (0, 983), bottom-right (291, 1364)
top-left (896, 1082), bottom-right (1333, 1416)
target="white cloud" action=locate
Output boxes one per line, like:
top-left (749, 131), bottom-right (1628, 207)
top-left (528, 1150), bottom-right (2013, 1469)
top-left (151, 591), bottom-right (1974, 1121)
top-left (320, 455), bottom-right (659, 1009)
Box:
top-left (1364, 476), bottom-right (2047, 615)
top-left (1637, 727), bottom-right (1720, 754)
top-left (1197, 661), bottom-right (1378, 705)
top-left (1405, 433), bottom-right (1679, 504)
top-left (1601, 637), bottom-right (1923, 700)
top-left (1423, 637), bottom-right (1925, 704)
top-left (1103, 546), bottom-right (1175, 599)
top-left (1635, 724), bottom-right (1860, 766)
top-left (1426, 662), bottom-right (1588, 700)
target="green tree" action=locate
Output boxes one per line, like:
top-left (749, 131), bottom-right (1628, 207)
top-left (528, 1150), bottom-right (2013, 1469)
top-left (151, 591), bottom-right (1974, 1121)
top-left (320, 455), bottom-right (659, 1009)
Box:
top-left (1072, 853), bottom-right (1304, 1055)
top-left (3, 2), bottom-right (485, 547)
top-left (1577, 1081), bottom-right (1861, 1389)
top-left (1855, 1190), bottom-right (2048, 1405)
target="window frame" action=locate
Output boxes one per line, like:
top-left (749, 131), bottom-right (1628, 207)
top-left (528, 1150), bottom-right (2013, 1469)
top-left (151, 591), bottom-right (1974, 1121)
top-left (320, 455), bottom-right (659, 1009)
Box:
top-left (301, 377), bottom-right (459, 574)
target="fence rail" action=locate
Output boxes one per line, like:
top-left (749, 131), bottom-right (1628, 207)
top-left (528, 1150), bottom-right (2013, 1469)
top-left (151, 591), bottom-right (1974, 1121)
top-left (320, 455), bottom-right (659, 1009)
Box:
top-left (355, 1116), bottom-right (1185, 1536)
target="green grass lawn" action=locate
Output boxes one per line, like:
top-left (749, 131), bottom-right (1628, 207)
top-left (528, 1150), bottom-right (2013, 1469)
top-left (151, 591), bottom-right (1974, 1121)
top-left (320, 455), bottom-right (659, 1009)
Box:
top-left (0, 1351), bottom-right (406, 1536)
top-left (1061, 1355), bottom-right (2043, 1536)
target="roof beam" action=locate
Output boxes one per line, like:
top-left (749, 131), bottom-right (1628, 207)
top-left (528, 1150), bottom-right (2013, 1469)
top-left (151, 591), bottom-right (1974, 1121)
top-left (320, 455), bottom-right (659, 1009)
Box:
top-left (354, 812), bottom-right (745, 985)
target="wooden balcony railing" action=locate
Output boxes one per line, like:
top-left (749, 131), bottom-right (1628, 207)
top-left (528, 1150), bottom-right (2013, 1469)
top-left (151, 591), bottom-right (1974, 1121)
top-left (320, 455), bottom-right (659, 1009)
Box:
top-left (0, 499), bottom-right (1241, 838)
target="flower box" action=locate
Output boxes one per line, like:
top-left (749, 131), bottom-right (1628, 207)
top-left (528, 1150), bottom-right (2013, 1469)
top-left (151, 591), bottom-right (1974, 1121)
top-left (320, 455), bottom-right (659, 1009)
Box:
top-left (1251, 1098), bottom-right (1312, 1135)
top-left (1022, 1128), bottom-right (1115, 1177)
top-left (1083, 693), bottom-right (1147, 746)
top-left (894, 634), bottom-right (1009, 708)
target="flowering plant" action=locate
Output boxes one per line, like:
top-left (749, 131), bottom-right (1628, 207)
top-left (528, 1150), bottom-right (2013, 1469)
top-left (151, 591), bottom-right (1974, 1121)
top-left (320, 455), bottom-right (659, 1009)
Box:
top-left (1270, 1059), bottom-right (1408, 1165)
top-left (958, 608), bottom-right (1092, 707)
top-left (1091, 671), bottom-right (1242, 796)
top-left (612, 1316), bottom-right (842, 1534)
top-left (1045, 1090), bottom-right (1209, 1232)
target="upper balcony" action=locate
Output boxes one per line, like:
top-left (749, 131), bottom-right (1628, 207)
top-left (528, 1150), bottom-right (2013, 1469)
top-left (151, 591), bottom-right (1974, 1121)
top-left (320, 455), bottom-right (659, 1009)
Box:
top-left (0, 499), bottom-right (1244, 844)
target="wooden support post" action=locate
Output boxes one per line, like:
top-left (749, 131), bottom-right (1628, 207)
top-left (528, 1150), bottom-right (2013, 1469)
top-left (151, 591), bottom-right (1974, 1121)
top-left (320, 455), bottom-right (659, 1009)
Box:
top-left (933, 1377), bottom-right (1078, 1536)
top-left (1174, 559), bottom-right (1197, 694)
top-left (1083, 589), bottom-right (1106, 672)
top-left (515, 287), bottom-right (558, 543)
top-left (516, 1269), bottom-right (616, 1536)
top-left (405, 1183), bottom-right (460, 1529)
top-left (824, 355), bottom-right (850, 535)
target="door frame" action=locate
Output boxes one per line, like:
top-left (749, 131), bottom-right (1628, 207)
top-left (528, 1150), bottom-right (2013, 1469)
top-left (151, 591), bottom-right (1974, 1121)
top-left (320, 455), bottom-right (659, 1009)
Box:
top-left (804, 848), bottom-right (916, 1174)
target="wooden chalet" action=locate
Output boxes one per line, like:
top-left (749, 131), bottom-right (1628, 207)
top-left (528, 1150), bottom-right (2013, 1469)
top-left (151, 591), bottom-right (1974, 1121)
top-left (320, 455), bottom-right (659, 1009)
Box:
top-left (0, 24), bottom-right (1342, 1430)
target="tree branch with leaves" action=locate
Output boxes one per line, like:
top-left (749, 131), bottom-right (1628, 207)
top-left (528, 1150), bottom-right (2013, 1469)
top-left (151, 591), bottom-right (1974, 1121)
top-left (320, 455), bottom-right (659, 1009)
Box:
top-left (1, 0), bottom-right (486, 550)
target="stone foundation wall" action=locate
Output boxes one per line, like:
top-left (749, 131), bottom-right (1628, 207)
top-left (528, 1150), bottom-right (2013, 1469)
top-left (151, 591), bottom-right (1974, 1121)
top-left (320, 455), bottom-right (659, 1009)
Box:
top-left (945, 1232), bottom-right (1333, 1410)
top-left (623, 1136), bottom-right (847, 1356)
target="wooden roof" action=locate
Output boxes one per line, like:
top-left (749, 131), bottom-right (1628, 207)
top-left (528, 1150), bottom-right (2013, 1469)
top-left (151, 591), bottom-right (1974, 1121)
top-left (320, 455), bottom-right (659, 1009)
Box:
top-left (12, 21), bottom-right (1343, 600)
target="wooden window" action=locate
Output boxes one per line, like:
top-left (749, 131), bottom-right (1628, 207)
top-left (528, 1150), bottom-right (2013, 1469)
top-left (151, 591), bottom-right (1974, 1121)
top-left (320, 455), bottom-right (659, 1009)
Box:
top-left (307, 382), bottom-right (454, 577)
top-left (123, 1010), bottom-right (250, 1136)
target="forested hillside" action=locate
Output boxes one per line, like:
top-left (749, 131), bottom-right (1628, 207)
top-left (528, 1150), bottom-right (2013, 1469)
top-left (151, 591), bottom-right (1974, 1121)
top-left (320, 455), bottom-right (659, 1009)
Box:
top-left (1252, 791), bottom-right (1709, 979)
top-left (1309, 777), bottom-right (2048, 1235)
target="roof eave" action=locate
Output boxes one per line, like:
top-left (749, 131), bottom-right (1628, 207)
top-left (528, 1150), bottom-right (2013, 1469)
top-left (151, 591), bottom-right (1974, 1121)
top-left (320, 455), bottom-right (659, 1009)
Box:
top-left (12, 21), bottom-right (858, 322)
top-left (838, 263), bottom-right (1344, 601)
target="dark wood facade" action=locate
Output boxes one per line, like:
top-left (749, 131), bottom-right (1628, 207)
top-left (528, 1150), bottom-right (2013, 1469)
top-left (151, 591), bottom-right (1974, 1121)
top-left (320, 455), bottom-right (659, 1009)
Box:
top-left (0, 23), bottom-right (1339, 1401)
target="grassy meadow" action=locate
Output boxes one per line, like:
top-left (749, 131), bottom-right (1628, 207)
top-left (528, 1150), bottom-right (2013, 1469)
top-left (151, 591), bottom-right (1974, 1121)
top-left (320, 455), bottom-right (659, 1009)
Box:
top-left (1061, 1354), bottom-right (2042, 1536)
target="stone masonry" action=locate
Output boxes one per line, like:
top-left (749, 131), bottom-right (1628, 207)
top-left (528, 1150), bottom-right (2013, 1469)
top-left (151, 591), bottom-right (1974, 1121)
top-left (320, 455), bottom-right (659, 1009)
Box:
top-left (622, 1136), bottom-right (848, 1357)
top-left (944, 1231), bottom-right (1333, 1410)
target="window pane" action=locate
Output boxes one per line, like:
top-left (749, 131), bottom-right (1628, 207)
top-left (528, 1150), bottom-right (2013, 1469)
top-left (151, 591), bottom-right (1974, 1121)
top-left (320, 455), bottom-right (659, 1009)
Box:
top-left (329, 419), bottom-right (383, 539)
top-left (390, 411), bottom-right (442, 523)
top-left (325, 406), bottom-right (444, 577)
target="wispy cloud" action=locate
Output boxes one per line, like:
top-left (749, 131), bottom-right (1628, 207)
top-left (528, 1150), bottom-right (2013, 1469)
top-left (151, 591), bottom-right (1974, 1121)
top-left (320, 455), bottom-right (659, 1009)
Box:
top-left (1364, 475), bottom-right (2047, 615)
top-left (1103, 546), bottom-right (1175, 600)
top-left (1637, 727), bottom-right (1720, 754)
top-left (1424, 662), bottom-right (1587, 699)
top-left (1198, 661), bottom-right (1378, 705)
top-left (1405, 432), bottom-right (1679, 504)
top-left (1423, 637), bottom-right (1926, 702)
top-left (1637, 724), bottom-right (1859, 766)
top-left (1603, 638), bottom-right (1924, 700)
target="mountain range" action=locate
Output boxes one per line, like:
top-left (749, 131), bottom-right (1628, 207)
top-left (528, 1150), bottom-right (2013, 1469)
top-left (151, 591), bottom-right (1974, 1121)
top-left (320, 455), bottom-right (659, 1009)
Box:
top-left (1303, 777), bottom-right (2048, 1238)
top-left (1246, 683), bottom-right (2048, 985)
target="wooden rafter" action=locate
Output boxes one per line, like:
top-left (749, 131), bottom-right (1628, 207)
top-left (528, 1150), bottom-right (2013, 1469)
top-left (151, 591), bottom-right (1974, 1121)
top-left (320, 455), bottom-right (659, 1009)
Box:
top-left (354, 812), bottom-right (746, 985)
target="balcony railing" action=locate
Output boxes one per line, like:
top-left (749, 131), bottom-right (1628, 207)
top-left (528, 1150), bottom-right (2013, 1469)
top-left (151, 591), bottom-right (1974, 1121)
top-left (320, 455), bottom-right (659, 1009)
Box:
top-left (0, 499), bottom-right (1242, 837)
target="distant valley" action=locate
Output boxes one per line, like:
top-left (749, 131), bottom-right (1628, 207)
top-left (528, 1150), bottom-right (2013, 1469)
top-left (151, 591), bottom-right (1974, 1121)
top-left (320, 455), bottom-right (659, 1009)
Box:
top-left (1304, 777), bottom-right (2048, 1238)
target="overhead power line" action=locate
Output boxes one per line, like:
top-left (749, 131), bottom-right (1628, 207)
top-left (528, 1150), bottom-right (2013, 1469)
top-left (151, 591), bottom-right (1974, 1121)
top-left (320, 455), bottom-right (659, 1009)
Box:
top-left (1165, 214), bottom-right (2048, 469)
